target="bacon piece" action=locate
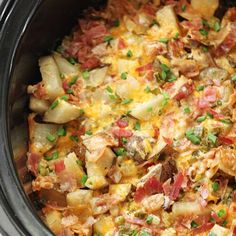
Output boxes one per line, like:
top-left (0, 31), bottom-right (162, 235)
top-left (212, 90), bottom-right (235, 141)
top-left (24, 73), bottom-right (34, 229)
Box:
top-left (192, 223), bottom-right (214, 234)
top-left (116, 119), bottom-right (129, 128)
top-left (163, 136), bottom-right (173, 145)
top-left (218, 136), bottom-right (234, 145)
top-left (174, 83), bottom-right (194, 101)
top-left (81, 56), bottom-right (101, 70)
top-left (112, 128), bottom-right (133, 138)
top-left (214, 22), bottom-right (236, 57)
top-left (207, 109), bottom-right (225, 120)
top-left (54, 160), bottom-right (65, 174)
top-left (203, 87), bottom-right (217, 103)
top-left (134, 176), bottom-right (163, 202)
top-left (140, 3), bottom-right (156, 16)
top-left (170, 172), bottom-right (184, 200)
top-left (144, 70), bottom-right (154, 81)
top-left (118, 38), bottom-right (126, 49)
top-left (197, 98), bottom-right (209, 109)
top-left (153, 126), bottom-right (160, 139)
top-left (136, 63), bottom-right (153, 73)
top-left (27, 152), bottom-right (41, 176)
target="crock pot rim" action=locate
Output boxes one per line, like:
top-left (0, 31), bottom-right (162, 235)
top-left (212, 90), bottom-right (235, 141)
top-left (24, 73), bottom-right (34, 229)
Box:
top-left (0, 0), bottom-right (53, 235)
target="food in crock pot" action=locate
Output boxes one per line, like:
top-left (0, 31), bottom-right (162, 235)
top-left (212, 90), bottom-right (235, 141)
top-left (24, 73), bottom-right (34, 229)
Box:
top-left (27, 0), bottom-right (236, 235)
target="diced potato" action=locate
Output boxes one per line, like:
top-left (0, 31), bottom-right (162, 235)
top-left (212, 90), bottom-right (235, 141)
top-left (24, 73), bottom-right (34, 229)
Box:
top-left (85, 67), bottom-right (108, 87)
top-left (39, 56), bottom-right (64, 101)
top-left (149, 136), bottom-right (167, 158)
top-left (172, 201), bottom-right (209, 216)
top-left (156, 5), bottom-right (179, 38)
top-left (28, 114), bottom-right (60, 154)
top-left (64, 152), bottom-right (85, 185)
top-left (117, 59), bottom-right (139, 75)
top-left (109, 184), bottom-right (131, 201)
top-left (45, 210), bottom-right (62, 235)
top-left (161, 228), bottom-right (176, 236)
top-left (53, 52), bottom-right (78, 75)
top-left (119, 159), bottom-right (137, 177)
top-left (44, 100), bottom-right (82, 124)
top-left (29, 96), bottom-right (50, 114)
top-left (191, 0), bottom-right (219, 18)
top-left (85, 175), bottom-right (108, 190)
top-left (209, 224), bottom-right (229, 236)
top-left (131, 95), bottom-right (163, 121)
top-left (67, 189), bottom-right (92, 207)
top-left (93, 215), bottom-right (115, 235)
top-left (141, 194), bottom-right (164, 212)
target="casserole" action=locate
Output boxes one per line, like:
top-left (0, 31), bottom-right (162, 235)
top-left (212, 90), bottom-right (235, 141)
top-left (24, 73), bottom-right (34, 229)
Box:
top-left (0, 0), bottom-right (236, 235)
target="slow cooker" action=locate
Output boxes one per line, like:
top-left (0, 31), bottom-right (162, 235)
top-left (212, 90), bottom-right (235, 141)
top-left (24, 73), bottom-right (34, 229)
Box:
top-left (0, 0), bottom-right (235, 235)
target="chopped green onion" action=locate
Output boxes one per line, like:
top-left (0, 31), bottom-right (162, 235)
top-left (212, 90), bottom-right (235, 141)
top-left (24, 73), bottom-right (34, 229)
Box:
top-left (131, 230), bottom-right (138, 236)
top-left (181, 4), bottom-right (186, 12)
top-left (57, 127), bottom-right (66, 136)
top-left (115, 147), bottom-right (126, 156)
top-left (222, 219), bottom-right (228, 227)
top-left (212, 182), bottom-right (219, 192)
top-left (68, 76), bottom-right (78, 87)
top-left (184, 107), bottom-right (191, 114)
top-left (66, 88), bottom-right (73, 94)
top-left (121, 72), bottom-right (128, 80)
top-left (160, 64), bottom-right (170, 72)
top-left (209, 232), bottom-right (217, 236)
top-left (60, 95), bottom-right (69, 101)
top-left (202, 46), bottom-right (209, 52)
top-left (150, 19), bottom-right (158, 27)
top-left (47, 134), bottom-right (57, 142)
top-left (82, 70), bottom-right (90, 80)
top-left (147, 107), bottom-right (153, 112)
top-left (214, 21), bottom-right (221, 32)
top-left (140, 231), bottom-right (150, 236)
top-left (113, 19), bottom-right (120, 27)
top-left (191, 220), bottom-right (198, 228)
top-left (70, 135), bottom-right (79, 142)
top-left (174, 32), bottom-right (179, 40)
top-left (159, 38), bottom-right (169, 44)
top-left (67, 57), bottom-right (77, 65)
top-left (145, 86), bottom-right (151, 93)
top-left (134, 121), bottom-right (141, 130)
top-left (104, 35), bottom-right (113, 43)
top-left (208, 132), bottom-right (217, 144)
top-left (81, 175), bottom-right (88, 185)
top-left (217, 209), bottom-right (226, 218)
top-left (44, 151), bottom-right (58, 161)
top-left (146, 215), bottom-right (153, 224)
top-left (85, 130), bottom-right (93, 135)
top-left (202, 19), bottom-right (209, 27)
top-left (122, 98), bottom-right (133, 105)
top-left (186, 129), bottom-right (201, 145)
top-left (168, 74), bottom-right (177, 82)
top-left (161, 91), bottom-right (170, 107)
top-left (199, 28), bottom-right (208, 37)
top-left (220, 119), bottom-right (232, 124)
top-left (161, 70), bottom-right (167, 80)
top-left (121, 137), bottom-right (128, 144)
top-left (196, 85), bottom-right (205, 91)
top-left (217, 100), bottom-right (222, 106)
top-left (126, 50), bottom-right (133, 58)
top-left (206, 112), bottom-right (214, 119)
top-left (79, 109), bottom-right (85, 115)
top-left (76, 160), bottom-right (83, 166)
top-left (50, 100), bottom-right (59, 110)
top-left (231, 75), bottom-right (236, 81)
top-left (197, 115), bottom-right (206, 122)
top-left (106, 86), bottom-right (113, 93)
top-left (93, 233), bottom-right (101, 236)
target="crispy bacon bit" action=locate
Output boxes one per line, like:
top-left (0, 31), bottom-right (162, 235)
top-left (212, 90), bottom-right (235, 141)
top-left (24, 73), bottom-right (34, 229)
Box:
top-left (214, 22), bottom-right (236, 57)
top-left (208, 109), bottom-right (225, 120)
top-left (116, 119), bottom-right (129, 128)
top-left (112, 128), bottom-right (133, 138)
top-left (27, 152), bottom-right (41, 176)
top-left (168, 39), bottom-right (185, 57)
top-left (192, 223), bottom-right (214, 234)
top-left (54, 160), bottom-right (65, 174)
top-left (134, 176), bottom-right (163, 202)
top-left (163, 136), bottom-right (173, 145)
top-left (203, 87), bottom-right (217, 103)
top-left (174, 83), bottom-right (193, 101)
top-left (140, 3), bottom-right (156, 16)
top-left (136, 63), bottom-right (153, 73)
top-left (153, 126), bottom-right (160, 139)
top-left (170, 172), bottom-right (184, 200)
top-left (144, 70), bottom-right (154, 81)
top-left (118, 38), bottom-right (126, 49)
top-left (218, 136), bottom-right (234, 145)
top-left (197, 98), bottom-right (209, 109)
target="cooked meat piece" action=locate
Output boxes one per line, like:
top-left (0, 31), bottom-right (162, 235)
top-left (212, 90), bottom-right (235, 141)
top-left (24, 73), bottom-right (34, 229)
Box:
top-left (124, 135), bottom-right (148, 163)
top-left (160, 158), bottom-right (177, 183)
top-left (71, 142), bottom-right (86, 163)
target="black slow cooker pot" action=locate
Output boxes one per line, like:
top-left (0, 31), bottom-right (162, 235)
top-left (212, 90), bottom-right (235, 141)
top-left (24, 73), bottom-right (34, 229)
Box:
top-left (0, 0), bottom-right (236, 235)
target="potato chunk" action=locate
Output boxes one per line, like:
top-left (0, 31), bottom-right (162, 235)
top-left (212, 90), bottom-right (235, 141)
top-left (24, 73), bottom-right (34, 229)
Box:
top-left (191, 0), bottom-right (219, 18)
